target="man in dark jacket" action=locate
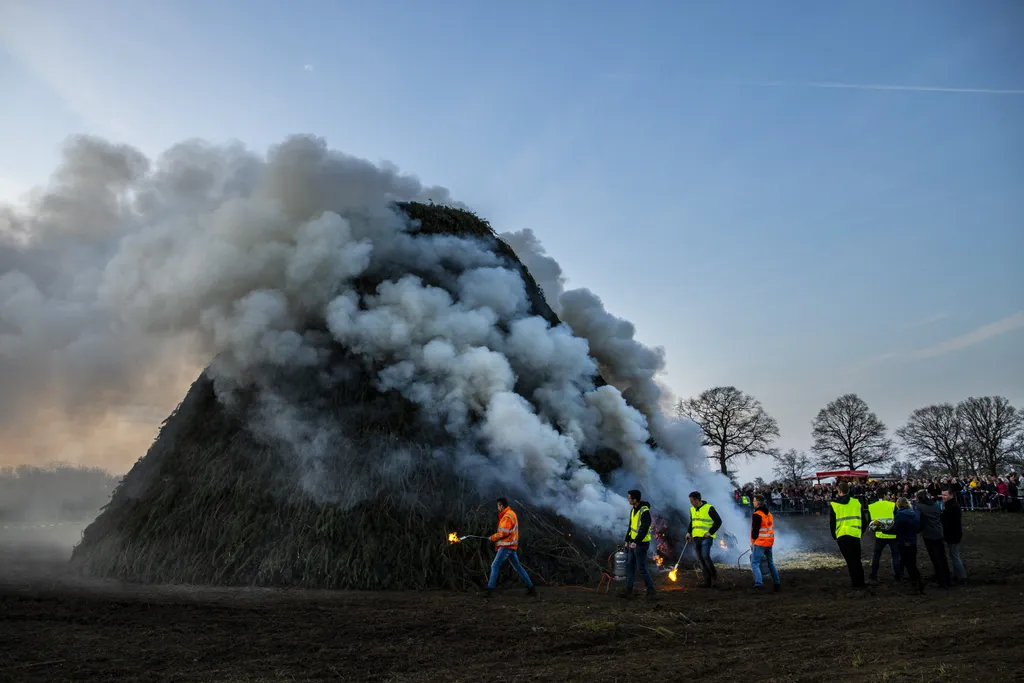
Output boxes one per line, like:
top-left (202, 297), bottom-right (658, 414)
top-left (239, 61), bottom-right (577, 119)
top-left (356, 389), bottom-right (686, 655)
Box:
top-left (940, 487), bottom-right (967, 584)
top-left (620, 489), bottom-right (656, 599)
top-left (916, 490), bottom-right (952, 588)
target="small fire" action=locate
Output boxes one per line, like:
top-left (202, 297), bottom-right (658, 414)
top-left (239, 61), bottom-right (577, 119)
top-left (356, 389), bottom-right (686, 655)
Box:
top-left (719, 539), bottom-right (728, 550)
top-left (655, 555), bottom-right (664, 567)
top-left (668, 568), bottom-right (678, 582)
top-left (447, 532), bottom-right (461, 544)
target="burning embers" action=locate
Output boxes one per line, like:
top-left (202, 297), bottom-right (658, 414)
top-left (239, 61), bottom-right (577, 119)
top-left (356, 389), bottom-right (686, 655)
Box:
top-left (447, 532), bottom-right (461, 544)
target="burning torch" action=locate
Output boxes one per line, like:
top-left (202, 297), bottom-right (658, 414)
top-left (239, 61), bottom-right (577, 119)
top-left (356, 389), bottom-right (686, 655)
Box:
top-left (667, 540), bottom-right (690, 583)
top-left (447, 532), bottom-right (488, 544)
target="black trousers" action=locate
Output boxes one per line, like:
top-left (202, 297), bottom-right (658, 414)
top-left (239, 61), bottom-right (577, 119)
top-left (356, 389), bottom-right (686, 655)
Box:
top-left (898, 543), bottom-right (923, 592)
top-left (923, 538), bottom-right (952, 587)
top-left (836, 536), bottom-right (865, 587)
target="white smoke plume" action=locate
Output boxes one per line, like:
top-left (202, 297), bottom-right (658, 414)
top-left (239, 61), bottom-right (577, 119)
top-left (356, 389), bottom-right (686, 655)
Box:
top-left (1, 134), bottom-right (757, 552)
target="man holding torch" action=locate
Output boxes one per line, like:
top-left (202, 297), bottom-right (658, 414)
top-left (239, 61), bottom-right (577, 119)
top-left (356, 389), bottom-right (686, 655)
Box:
top-left (482, 497), bottom-right (536, 598)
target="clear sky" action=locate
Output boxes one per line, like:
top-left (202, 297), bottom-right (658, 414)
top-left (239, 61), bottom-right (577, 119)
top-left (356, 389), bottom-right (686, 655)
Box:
top-left (2, 0), bottom-right (1022, 480)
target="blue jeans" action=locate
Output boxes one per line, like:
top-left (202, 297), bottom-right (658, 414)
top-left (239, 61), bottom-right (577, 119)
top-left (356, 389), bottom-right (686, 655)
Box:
top-left (487, 547), bottom-right (534, 589)
top-left (871, 537), bottom-right (901, 580)
top-left (750, 545), bottom-right (780, 587)
top-left (626, 543), bottom-right (656, 592)
top-left (695, 537), bottom-right (718, 582)
top-left (947, 543), bottom-right (966, 580)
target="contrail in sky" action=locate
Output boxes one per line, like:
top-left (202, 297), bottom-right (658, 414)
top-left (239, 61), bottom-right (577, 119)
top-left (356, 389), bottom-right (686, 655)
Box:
top-left (761, 80), bottom-right (1024, 95)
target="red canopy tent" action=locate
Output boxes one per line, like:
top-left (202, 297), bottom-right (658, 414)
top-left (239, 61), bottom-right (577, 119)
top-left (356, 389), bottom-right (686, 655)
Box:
top-left (804, 470), bottom-right (870, 483)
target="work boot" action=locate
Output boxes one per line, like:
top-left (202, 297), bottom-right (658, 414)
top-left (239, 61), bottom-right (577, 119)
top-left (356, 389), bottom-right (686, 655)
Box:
top-left (643, 589), bottom-right (658, 600)
top-left (751, 585), bottom-right (764, 595)
top-left (480, 589), bottom-right (493, 599)
top-left (618, 588), bottom-right (635, 599)
top-left (773, 583), bottom-right (781, 593)
top-left (526, 586), bottom-right (537, 597)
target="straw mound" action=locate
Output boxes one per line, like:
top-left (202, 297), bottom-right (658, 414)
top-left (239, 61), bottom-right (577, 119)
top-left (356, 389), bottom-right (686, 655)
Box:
top-left (69, 203), bottom-right (620, 590)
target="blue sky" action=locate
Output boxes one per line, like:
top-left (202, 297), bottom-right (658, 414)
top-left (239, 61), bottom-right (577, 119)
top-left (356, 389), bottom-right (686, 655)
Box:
top-left (2, 0), bottom-right (1022, 480)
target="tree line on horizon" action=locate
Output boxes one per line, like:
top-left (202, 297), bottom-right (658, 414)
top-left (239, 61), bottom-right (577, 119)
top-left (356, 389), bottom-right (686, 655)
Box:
top-left (675, 387), bottom-right (1024, 485)
top-left (0, 464), bottom-right (120, 522)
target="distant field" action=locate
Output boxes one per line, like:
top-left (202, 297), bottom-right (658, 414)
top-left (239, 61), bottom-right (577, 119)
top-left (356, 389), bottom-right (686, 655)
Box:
top-left (2, 513), bottom-right (1022, 682)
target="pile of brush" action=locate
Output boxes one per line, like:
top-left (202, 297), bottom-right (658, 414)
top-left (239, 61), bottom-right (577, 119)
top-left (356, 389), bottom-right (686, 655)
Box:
top-left (69, 204), bottom-right (619, 590)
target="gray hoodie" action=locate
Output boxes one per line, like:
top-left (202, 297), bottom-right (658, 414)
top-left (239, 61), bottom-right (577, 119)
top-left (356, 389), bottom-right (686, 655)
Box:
top-left (916, 496), bottom-right (944, 540)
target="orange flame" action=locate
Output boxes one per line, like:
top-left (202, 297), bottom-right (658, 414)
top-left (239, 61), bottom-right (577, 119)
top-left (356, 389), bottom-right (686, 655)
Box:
top-left (719, 539), bottom-right (728, 550)
top-left (655, 555), bottom-right (664, 567)
top-left (447, 532), bottom-right (460, 544)
top-left (668, 568), bottom-right (678, 582)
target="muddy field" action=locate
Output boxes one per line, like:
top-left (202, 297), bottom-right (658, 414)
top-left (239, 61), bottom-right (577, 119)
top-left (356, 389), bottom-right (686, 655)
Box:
top-left (2, 514), bottom-right (1023, 683)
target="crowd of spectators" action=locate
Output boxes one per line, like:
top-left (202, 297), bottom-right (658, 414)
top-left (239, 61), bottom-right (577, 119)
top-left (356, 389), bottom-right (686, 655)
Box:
top-left (734, 473), bottom-right (1023, 515)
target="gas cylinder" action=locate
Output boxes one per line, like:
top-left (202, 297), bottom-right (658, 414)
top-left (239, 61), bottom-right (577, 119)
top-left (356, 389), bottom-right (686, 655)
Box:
top-left (613, 550), bottom-right (628, 580)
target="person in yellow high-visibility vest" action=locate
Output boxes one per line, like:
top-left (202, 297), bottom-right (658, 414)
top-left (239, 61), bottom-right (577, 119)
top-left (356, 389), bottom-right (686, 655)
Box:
top-left (868, 491), bottom-right (901, 583)
top-left (619, 489), bottom-right (656, 599)
top-left (829, 482), bottom-right (865, 588)
top-left (685, 491), bottom-right (722, 588)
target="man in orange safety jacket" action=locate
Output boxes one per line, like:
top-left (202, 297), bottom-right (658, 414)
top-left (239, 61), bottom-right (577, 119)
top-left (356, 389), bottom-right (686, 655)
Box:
top-left (750, 494), bottom-right (781, 593)
top-left (483, 497), bottom-right (536, 598)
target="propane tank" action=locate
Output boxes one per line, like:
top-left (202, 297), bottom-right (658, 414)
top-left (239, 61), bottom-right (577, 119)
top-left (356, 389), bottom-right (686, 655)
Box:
top-left (613, 550), bottom-right (628, 580)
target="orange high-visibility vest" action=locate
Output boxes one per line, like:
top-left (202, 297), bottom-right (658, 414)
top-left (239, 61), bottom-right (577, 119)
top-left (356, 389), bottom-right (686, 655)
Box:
top-left (490, 507), bottom-right (520, 550)
top-left (753, 509), bottom-right (775, 547)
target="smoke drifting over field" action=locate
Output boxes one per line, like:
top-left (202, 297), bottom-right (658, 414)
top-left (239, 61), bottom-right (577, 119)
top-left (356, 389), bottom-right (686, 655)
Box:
top-left (0, 134), bottom-right (749, 546)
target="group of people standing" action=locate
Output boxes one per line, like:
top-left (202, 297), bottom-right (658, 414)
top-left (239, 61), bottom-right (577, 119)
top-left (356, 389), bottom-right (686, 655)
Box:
top-left (617, 488), bottom-right (779, 598)
top-left (833, 482), bottom-right (967, 593)
top-left (481, 481), bottom-right (968, 597)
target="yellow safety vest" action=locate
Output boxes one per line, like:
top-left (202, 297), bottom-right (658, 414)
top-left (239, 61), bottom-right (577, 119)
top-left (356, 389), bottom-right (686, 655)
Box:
top-left (690, 502), bottom-right (717, 539)
top-left (629, 505), bottom-right (652, 542)
top-left (868, 500), bottom-right (896, 540)
top-left (831, 499), bottom-right (863, 539)
top-left (741, 495), bottom-right (750, 505)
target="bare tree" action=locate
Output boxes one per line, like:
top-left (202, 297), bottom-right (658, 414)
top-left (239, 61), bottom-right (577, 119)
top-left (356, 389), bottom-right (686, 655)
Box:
top-left (772, 448), bottom-right (813, 486)
top-left (811, 393), bottom-right (894, 470)
top-left (888, 459), bottom-right (918, 480)
top-left (895, 404), bottom-right (966, 476)
top-left (956, 396), bottom-right (1023, 476)
top-left (676, 386), bottom-right (779, 477)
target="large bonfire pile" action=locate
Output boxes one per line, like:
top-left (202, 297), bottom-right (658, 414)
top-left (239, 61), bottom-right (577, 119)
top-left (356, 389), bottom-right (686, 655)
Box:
top-left (69, 203), bottom-right (622, 590)
top-left (0, 134), bottom-right (730, 591)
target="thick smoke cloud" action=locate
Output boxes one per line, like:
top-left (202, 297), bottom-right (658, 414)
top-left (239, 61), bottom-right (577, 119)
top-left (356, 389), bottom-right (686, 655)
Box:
top-left (1, 134), bottom-right (759, 551)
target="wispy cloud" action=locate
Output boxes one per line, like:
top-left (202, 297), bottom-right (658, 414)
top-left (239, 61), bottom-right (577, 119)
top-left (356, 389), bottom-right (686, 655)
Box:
top-left (761, 81), bottom-right (1024, 96)
top-left (845, 311), bottom-right (1024, 376)
top-left (303, 64), bottom-right (314, 72)
top-left (902, 312), bottom-right (949, 331)
top-left (906, 311), bottom-right (1024, 360)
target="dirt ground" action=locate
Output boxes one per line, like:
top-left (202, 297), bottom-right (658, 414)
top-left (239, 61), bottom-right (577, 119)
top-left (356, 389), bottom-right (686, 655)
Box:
top-left (2, 514), bottom-right (1023, 683)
